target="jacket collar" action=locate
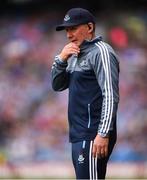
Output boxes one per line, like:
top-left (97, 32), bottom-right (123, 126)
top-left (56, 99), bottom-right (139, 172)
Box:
top-left (80, 36), bottom-right (102, 51)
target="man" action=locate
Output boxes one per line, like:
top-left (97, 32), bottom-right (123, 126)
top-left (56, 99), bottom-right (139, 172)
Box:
top-left (51, 7), bottom-right (119, 180)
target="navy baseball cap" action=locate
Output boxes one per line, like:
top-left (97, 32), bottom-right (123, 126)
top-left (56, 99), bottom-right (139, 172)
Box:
top-left (56, 8), bottom-right (96, 31)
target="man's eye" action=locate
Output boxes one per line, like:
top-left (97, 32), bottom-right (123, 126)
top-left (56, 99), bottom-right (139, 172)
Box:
top-left (71, 27), bottom-right (76, 30)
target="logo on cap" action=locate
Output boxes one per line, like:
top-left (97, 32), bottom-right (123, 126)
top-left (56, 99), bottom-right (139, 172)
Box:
top-left (64, 14), bottom-right (70, 21)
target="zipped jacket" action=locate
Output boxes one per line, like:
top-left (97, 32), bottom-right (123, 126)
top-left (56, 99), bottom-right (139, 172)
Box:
top-left (51, 36), bottom-right (119, 143)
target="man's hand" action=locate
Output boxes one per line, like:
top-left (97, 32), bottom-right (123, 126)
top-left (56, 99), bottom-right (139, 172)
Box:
top-left (59, 42), bottom-right (80, 61)
top-left (92, 134), bottom-right (109, 159)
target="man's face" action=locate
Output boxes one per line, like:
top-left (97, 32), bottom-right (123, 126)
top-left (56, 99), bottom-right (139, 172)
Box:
top-left (65, 24), bottom-right (91, 47)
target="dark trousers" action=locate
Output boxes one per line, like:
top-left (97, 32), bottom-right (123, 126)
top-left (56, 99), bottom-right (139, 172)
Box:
top-left (71, 132), bottom-right (116, 179)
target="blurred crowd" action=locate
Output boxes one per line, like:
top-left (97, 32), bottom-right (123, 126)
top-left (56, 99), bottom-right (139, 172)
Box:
top-left (0, 10), bottom-right (147, 166)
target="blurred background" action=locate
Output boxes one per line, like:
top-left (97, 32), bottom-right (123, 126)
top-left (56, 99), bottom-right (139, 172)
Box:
top-left (0, 0), bottom-right (147, 179)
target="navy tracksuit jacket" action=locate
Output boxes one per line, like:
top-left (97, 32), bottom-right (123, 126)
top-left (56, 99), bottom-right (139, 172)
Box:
top-left (51, 36), bottom-right (119, 143)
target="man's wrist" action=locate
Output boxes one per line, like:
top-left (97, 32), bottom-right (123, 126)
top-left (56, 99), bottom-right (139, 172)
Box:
top-left (56, 55), bottom-right (66, 62)
top-left (58, 54), bottom-right (68, 62)
top-left (98, 132), bottom-right (109, 138)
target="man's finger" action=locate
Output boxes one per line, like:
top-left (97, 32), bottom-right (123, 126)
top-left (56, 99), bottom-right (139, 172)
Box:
top-left (104, 146), bottom-right (108, 157)
top-left (100, 148), bottom-right (105, 158)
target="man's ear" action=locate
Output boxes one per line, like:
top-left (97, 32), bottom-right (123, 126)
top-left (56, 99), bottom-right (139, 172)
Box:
top-left (87, 23), bottom-right (94, 33)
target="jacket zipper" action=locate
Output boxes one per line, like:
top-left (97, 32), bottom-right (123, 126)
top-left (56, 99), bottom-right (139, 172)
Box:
top-left (88, 104), bottom-right (91, 128)
top-left (73, 54), bottom-right (77, 72)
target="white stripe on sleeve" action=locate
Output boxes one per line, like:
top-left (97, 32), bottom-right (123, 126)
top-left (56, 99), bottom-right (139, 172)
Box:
top-left (95, 42), bottom-right (113, 134)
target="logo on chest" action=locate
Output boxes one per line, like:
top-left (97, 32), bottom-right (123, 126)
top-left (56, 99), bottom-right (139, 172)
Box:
top-left (79, 60), bottom-right (88, 67)
top-left (78, 58), bottom-right (91, 71)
